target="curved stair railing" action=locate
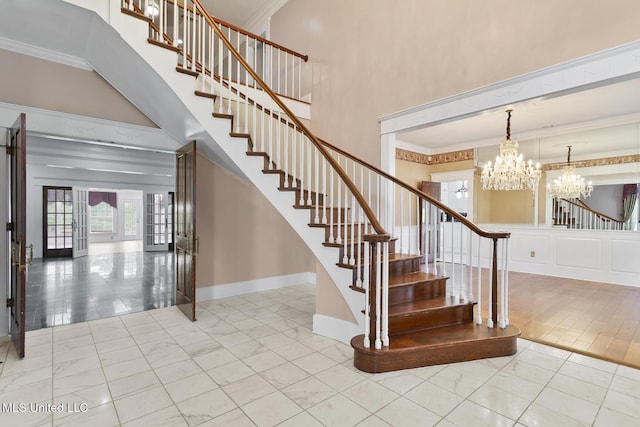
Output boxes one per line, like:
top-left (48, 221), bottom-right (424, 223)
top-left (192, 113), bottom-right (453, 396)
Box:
top-left (122, 0), bottom-right (309, 102)
top-left (120, 0), bottom-right (513, 355)
top-left (320, 139), bottom-right (513, 330)
top-left (553, 198), bottom-right (624, 230)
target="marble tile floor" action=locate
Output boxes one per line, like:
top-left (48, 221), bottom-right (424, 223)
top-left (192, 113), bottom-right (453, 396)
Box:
top-left (24, 248), bottom-right (175, 331)
top-left (2, 284), bottom-right (640, 427)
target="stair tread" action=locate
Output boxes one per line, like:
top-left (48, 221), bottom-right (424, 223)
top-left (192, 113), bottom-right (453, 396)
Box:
top-left (353, 323), bottom-right (520, 350)
top-left (388, 296), bottom-right (473, 316)
top-left (337, 252), bottom-right (421, 269)
top-left (389, 271), bottom-right (446, 287)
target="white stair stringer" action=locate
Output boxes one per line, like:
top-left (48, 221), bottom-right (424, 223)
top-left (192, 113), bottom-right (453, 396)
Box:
top-left (106, 4), bottom-right (366, 343)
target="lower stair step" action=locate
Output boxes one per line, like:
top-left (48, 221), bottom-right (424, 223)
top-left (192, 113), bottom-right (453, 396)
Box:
top-left (351, 323), bottom-right (520, 373)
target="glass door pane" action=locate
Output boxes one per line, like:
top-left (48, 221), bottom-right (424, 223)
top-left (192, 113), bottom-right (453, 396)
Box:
top-left (43, 186), bottom-right (73, 258)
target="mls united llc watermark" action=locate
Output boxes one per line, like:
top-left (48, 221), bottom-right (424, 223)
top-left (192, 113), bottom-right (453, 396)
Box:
top-left (2, 402), bottom-right (89, 413)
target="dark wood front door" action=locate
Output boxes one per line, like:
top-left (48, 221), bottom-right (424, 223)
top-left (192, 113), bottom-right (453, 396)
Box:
top-left (8, 113), bottom-right (27, 358)
top-left (175, 141), bottom-right (197, 321)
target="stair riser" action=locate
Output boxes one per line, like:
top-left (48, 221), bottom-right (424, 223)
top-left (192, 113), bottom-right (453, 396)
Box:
top-left (389, 278), bottom-right (446, 305)
top-left (389, 304), bottom-right (474, 335)
top-left (389, 257), bottom-right (421, 276)
top-left (351, 332), bottom-right (518, 373)
top-left (343, 255), bottom-right (421, 286)
top-left (309, 207), bottom-right (349, 224)
top-left (335, 240), bottom-right (397, 260)
top-left (323, 223), bottom-right (370, 241)
top-left (294, 190), bottom-right (324, 206)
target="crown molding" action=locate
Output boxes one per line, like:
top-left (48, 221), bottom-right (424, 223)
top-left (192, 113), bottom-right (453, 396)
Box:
top-left (0, 36), bottom-right (92, 71)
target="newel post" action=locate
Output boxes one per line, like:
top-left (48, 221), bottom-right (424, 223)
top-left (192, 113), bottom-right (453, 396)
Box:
top-left (363, 233), bottom-right (391, 350)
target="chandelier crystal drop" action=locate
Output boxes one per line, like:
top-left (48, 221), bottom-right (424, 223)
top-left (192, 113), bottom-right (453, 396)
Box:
top-left (481, 110), bottom-right (541, 191)
top-left (547, 145), bottom-right (593, 199)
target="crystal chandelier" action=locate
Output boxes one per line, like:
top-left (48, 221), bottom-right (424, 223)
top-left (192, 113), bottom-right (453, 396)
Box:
top-left (481, 110), bottom-right (541, 191)
top-left (547, 145), bottom-right (593, 199)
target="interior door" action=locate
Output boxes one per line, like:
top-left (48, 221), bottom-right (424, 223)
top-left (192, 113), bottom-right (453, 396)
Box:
top-left (72, 186), bottom-right (89, 258)
top-left (143, 191), bottom-right (169, 251)
top-left (8, 113), bottom-right (27, 358)
top-left (175, 141), bottom-right (197, 321)
top-left (122, 198), bottom-right (142, 241)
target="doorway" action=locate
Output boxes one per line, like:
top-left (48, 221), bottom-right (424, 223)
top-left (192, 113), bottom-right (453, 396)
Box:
top-left (42, 186), bottom-right (73, 258)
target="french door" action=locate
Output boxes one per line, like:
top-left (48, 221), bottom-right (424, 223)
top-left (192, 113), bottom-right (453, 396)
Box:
top-left (72, 186), bottom-right (88, 258)
top-left (175, 141), bottom-right (197, 321)
top-left (143, 191), bottom-right (169, 251)
top-left (122, 198), bottom-right (142, 241)
top-left (43, 186), bottom-right (72, 258)
top-left (8, 113), bottom-right (27, 358)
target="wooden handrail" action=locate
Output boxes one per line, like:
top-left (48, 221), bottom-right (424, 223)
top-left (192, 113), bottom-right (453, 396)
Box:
top-left (191, 0), bottom-right (388, 237)
top-left (319, 138), bottom-right (511, 240)
top-left (143, 0), bottom-right (308, 61)
top-left (560, 198), bottom-right (623, 224)
top-left (211, 16), bottom-right (308, 62)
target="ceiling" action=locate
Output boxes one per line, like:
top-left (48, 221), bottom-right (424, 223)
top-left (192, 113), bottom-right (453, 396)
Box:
top-left (200, 0), bottom-right (285, 32)
top-left (396, 77), bottom-right (640, 164)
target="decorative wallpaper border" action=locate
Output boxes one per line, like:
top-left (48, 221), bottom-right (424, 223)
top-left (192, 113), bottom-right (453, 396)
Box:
top-left (542, 154), bottom-right (640, 171)
top-left (396, 148), bottom-right (639, 169)
top-left (396, 148), bottom-right (474, 165)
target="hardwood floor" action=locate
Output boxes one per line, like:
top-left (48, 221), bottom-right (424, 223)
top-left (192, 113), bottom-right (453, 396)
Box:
top-left (503, 271), bottom-right (640, 368)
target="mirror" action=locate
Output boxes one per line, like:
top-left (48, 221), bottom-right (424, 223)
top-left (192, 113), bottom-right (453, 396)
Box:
top-left (475, 122), bottom-right (640, 230)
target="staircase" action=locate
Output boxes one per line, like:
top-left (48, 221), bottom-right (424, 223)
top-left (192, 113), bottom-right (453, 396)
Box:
top-left (552, 198), bottom-right (624, 230)
top-left (15, 0), bottom-right (520, 372)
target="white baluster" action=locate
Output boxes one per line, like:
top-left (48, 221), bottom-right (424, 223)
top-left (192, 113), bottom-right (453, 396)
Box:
top-left (363, 240), bottom-right (370, 348)
top-left (298, 132), bottom-right (304, 204)
top-left (200, 14), bottom-right (205, 93)
top-left (283, 118), bottom-right (289, 183)
top-left (291, 126), bottom-right (298, 188)
top-left (382, 240), bottom-right (389, 347)
top-left (276, 112), bottom-right (281, 168)
top-left (226, 28), bottom-right (232, 114)
top-left (329, 163), bottom-right (335, 243)
top-left (182, 0), bottom-right (187, 70)
top-left (314, 148), bottom-right (319, 223)
top-left (244, 34), bottom-right (249, 134)
top-left (284, 52), bottom-right (288, 97)
top-left (235, 31), bottom-right (241, 133)
top-left (321, 157), bottom-right (327, 224)
top-left (298, 57), bottom-right (302, 100)
top-left (356, 207), bottom-right (363, 286)
top-left (343, 185), bottom-right (349, 265)
top-left (191, 6), bottom-right (196, 72)
top-left (277, 49), bottom-right (281, 94)
top-left (375, 242), bottom-right (382, 350)
top-left (336, 166), bottom-right (342, 244)
top-left (268, 107), bottom-right (273, 170)
top-left (467, 230), bottom-right (473, 303)
top-left (306, 138), bottom-right (312, 205)
top-left (399, 189), bottom-right (404, 254)
top-left (502, 239), bottom-right (510, 327)
top-left (476, 235), bottom-right (483, 325)
top-left (487, 240), bottom-right (494, 328)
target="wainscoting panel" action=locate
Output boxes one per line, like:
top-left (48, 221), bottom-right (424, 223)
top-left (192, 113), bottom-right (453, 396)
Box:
top-left (511, 235), bottom-right (548, 264)
top-left (611, 239), bottom-right (640, 274)
top-left (556, 238), bottom-right (602, 270)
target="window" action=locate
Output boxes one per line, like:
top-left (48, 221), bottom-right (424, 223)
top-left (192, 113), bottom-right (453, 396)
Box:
top-left (90, 202), bottom-right (114, 233)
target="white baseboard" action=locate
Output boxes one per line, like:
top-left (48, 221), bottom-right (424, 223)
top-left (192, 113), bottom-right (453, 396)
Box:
top-left (312, 313), bottom-right (363, 346)
top-left (197, 272), bottom-right (316, 301)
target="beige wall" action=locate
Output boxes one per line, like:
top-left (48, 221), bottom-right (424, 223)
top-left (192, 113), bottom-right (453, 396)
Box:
top-left (271, 0), bottom-right (640, 168)
top-left (314, 262), bottom-right (357, 323)
top-left (195, 153), bottom-right (315, 287)
top-left (0, 49), bottom-right (155, 127)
